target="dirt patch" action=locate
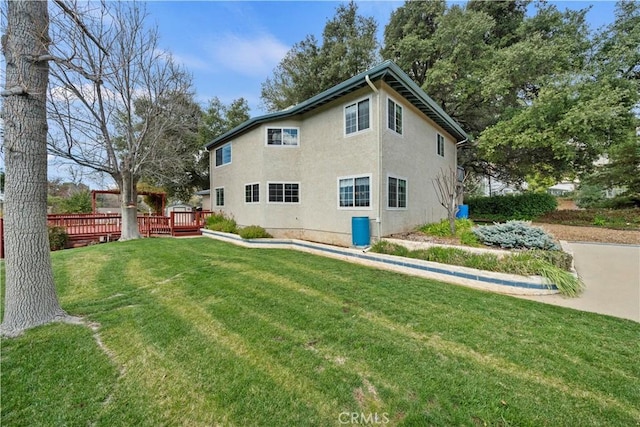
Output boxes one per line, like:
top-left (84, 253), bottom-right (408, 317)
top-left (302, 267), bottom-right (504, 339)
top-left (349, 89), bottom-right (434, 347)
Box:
top-left (534, 223), bottom-right (640, 245)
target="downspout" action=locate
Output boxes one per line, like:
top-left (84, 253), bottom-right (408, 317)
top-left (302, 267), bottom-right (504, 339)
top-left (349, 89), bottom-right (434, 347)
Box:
top-left (365, 75), bottom-right (382, 243)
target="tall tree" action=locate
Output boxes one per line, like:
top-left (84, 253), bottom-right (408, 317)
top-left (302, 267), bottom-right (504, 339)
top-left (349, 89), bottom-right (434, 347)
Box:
top-left (319, 1), bottom-right (379, 89)
top-left (46, 2), bottom-right (195, 240)
top-left (381, 0), bottom-right (445, 87)
top-left (1, 0), bottom-right (71, 336)
top-left (260, 2), bottom-right (378, 112)
top-left (579, 1), bottom-right (640, 204)
top-left (478, 2), bottom-right (637, 184)
top-left (159, 96), bottom-right (250, 201)
top-left (467, 0), bottom-right (529, 48)
top-left (260, 36), bottom-right (321, 112)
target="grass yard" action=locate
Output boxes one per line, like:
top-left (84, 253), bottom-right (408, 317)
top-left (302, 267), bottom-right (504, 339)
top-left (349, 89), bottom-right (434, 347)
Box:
top-left (2, 238), bottom-right (639, 426)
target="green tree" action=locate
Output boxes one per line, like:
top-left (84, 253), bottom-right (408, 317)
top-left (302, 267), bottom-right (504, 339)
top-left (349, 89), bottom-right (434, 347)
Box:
top-left (260, 1), bottom-right (378, 112)
top-left (467, 0), bottom-right (529, 48)
top-left (180, 97), bottom-right (251, 198)
top-left (260, 36), bottom-right (321, 112)
top-left (319, 1), bottom-right (378, 89)
top-left (478, 1), bottom-right (638, 184)
top-left (59, 190), bottom-right (92, 213)
top-left (381, 0), bottom-right (445, 87)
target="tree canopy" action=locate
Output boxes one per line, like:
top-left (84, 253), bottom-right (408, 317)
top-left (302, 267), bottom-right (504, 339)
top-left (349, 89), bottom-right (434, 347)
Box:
top-left (260, 1), bottom-right (378, 112)
top-left (382, 0), bottom-right (638, 190)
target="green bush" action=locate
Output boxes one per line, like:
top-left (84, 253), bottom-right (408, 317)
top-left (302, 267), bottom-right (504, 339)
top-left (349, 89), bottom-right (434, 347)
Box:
top-left (472, 221), bottom-right (560, 250)
top-left (48, 226), bottom-right (69, 251)
top-left (205, 212), bottom-right (237, 234)
top-left (419, 218), bottom-right (475, 237)
top-left (238, 225), bottom-right (272, 239)
top-left (371, 240), bottom-right (409, 257)
top-left (459, 230), bottom-right (481, 246)
top-left (575, 183), bottom-right (606, 208)
top-left (466, 193), bottom-right (557, 221)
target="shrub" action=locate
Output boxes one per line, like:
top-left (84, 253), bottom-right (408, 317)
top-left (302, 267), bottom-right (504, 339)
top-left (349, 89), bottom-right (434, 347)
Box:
top-left (238, 225), bottom-right (272, 239)
top-left (48, 226), bottom-right (69, 251)
top-left (371, 240), bottom-right (409, 257)
top-left (472, 221), bottom-right (560, 250)
top-left (466, 193), bottom-right (557, 221)
top-left (419, 218), bottom-right (475, 237)
top-left (205, 212), bottom-right (237, 234)
top-left (459, 230), bottom-right (481, 246)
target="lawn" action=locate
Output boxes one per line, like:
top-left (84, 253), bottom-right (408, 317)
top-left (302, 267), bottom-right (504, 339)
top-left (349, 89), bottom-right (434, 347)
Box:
top-left (2, 238), bottom-right (639, 426)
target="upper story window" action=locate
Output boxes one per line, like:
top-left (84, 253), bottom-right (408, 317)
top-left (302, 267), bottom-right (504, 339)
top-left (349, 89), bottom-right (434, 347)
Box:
top-left (338, 175), bottom-right (370, 208)
top-left (387, 98), bottom-right (403, 135)
top-left (215, 143), bottom-right (232, 167)
top-left (388, 176), bottom-right (407, 209)
top-left (268, 182), bottom-right (299, 203)
top-left (267, 127), bottom-right (299, 146)
top-left (345, 98), bottom-right (370, 135)
top-left (437, 134), bottom-right (445, 157)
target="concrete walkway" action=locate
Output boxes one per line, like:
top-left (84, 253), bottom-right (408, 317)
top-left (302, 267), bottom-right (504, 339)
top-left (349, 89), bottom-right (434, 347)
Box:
top-left (518, 242), bottom-right (640, 322)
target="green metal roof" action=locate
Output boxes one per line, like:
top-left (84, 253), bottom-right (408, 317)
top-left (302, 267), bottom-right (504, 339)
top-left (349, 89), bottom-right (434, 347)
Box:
top-left (205, 60), bottom-right (469, 150)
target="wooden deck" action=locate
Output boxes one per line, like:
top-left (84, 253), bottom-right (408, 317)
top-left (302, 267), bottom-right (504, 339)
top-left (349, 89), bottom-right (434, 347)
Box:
top-left (0, 211), bottom-right (214, 258)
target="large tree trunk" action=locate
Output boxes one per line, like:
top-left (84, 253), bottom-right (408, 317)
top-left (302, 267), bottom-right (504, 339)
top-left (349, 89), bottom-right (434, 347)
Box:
top-left (118, 170), bottom-right (141, 241)
top-left (1, 1), bottom-right (69, 336)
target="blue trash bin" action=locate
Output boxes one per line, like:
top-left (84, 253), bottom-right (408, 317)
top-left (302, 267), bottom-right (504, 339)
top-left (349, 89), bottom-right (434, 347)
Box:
top-left (456, 204), bottom-right (469, 219)
top-left (352, 216), bottom-right (370, 247)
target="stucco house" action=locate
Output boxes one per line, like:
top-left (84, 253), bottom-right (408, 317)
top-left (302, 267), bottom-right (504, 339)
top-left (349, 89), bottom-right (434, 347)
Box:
top-left (206, 60), bottom-right (469, 246)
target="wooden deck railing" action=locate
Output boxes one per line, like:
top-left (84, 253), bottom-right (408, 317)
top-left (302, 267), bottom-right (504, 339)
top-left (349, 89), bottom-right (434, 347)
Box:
top-left (0, 211), bottom-right (213, 258)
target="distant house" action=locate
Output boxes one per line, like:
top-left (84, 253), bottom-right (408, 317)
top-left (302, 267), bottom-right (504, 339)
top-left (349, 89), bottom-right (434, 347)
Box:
top-left (205, 61), bottom-right (469, 246)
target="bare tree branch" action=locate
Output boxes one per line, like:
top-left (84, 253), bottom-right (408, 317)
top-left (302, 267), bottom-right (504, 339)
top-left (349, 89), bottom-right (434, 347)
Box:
top-left (52, 0), bottom-right (109, 56)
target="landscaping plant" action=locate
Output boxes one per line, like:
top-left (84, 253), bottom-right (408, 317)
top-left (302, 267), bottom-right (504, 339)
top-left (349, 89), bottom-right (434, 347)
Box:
top-left (472, 221), bottom-right (560, 250)
top-left (466, 193), bottom-right (557, 221)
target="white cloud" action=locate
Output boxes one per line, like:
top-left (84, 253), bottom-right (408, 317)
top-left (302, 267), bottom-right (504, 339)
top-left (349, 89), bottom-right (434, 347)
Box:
top-left (206, 33), bottom-right (289, 77)
top-left (172, 52), bottom-right (210, 71)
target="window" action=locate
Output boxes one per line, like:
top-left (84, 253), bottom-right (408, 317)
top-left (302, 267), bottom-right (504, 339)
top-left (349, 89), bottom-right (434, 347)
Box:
top-left (268, 183), bottom-right (299, 203)
top-left (215, 143), bottom-right (232, 166)
top-left (215, 187), bottom-right (224, 206)
top-left (267, 128), bottom-right (299, 146)
top-left (339, 176), bottom-right (370, 208)
top-left (387, 98), bottom-right (403, 135)
top-left (388, 177), bottom-right (407, 208)
top-left (437, 134), bottom-right (445, 157)
top-left (345, 98), bottom-right (370, 135)
top-left (245, 183), bottom-right (259, 203)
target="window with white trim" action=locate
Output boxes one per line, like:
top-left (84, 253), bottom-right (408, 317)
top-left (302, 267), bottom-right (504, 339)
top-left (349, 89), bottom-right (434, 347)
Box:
top-left (339, 176), bottom-right (370, 208)
top-left (345, 98), bottom-right (370, 135)
top-left (215, 187), bottom-right (224, 206)
top-left (387, 98), bottom-right (403, 135)
top-left (437, 134), bottom-right (445, 157)
top-left (268, 183), bottom-right (299, 203)
top-left (245, 183), bottom-right (259, 203)
top-left (388, 176), bottom-right (407, 208)
top-left (215, 143), bottom-right (232, 166)
top-left (266, 127), bottom-right (299, 146)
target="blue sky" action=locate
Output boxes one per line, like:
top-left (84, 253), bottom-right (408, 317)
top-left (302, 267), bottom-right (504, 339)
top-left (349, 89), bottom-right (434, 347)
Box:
top-left (144, 1), bottom-right (620, 115)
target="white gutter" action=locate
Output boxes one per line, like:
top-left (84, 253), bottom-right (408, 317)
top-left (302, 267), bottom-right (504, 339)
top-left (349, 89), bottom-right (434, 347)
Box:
top-left (365, 75), bottom-right (382, 243)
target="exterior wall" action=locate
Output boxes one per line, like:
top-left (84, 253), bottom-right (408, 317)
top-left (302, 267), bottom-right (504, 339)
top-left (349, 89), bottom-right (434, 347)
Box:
top-left (210, 83), bottom-right (457, 246)
top-left (378, 84), bottom-right (457, 237)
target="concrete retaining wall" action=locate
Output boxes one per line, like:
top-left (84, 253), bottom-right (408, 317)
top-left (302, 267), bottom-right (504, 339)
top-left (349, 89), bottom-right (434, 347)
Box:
top-left (201, 229), bottom-right (559, 296)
